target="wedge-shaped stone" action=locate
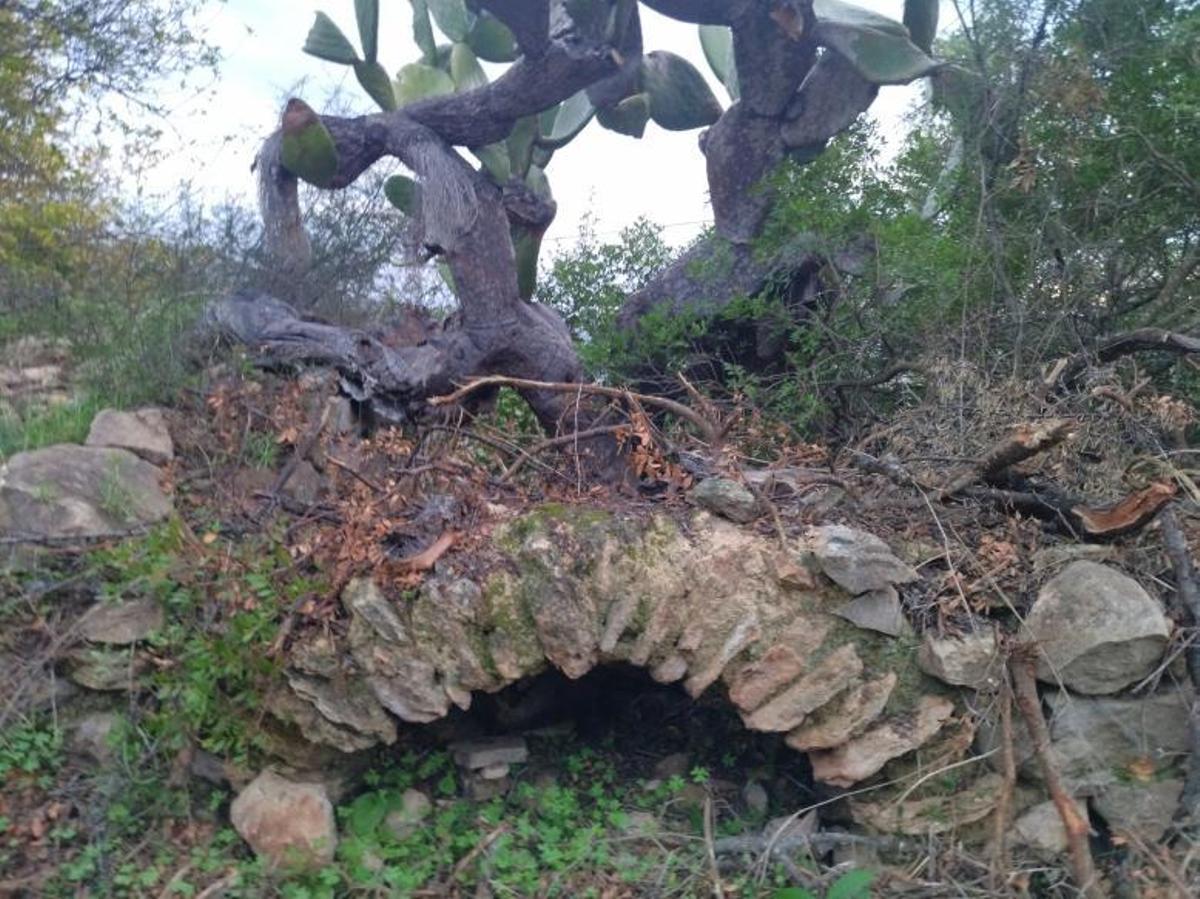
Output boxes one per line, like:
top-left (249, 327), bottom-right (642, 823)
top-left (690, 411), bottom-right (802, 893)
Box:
top-left (786, 672), bottom-right (897, 751)
top-left (810, 695), bottom-right (955, 787)
top-left (742, 644), bottom-right (863, 732)
top-left (727, 618), bottom-right (833, 712)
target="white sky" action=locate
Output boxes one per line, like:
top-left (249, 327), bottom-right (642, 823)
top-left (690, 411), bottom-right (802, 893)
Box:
top-left (130, 1), bottom-right (946, 249)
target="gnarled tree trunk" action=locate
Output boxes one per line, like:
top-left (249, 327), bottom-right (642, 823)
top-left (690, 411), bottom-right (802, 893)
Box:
top-left (211, 1), bottom-right (934, 454)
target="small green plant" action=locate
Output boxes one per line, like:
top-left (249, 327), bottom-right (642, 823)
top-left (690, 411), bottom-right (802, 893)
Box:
top-left (98, 459), bottom-right (136, 521)
top-left (243, 430), bottom-right (280, 469)
top-left (0, 716), bottom-right (64, 788)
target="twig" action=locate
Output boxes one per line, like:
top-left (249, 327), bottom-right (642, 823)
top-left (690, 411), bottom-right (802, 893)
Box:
top-left (713, 831), bottom-right (919, 856)
top-left (702, 796), bottom-right (726, 899)
top-left (450, 822), bottom-right (511, 882)
top-left (326, 454), bottom-right (385, 493)
top-left (500, 425), bottom-right (625, 481)
top-left (1010, 647), bottom-right (1102, 898)
top-left (430, 375), bottom-right (720, 446)
top-left (1041, 328), bottom-right (1200, 395)
top-left (990, 674), bottom-right (1016, 890)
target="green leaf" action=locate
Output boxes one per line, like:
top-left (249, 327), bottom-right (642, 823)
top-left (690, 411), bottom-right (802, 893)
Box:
top-left (531, 145), bottom-right (555, 169)
top-left (355, 60), bottom-right (395, 110)
top-left (355, 0), bottom-right (379, 62)
top-left (410, 0), bottom-right (438, 63)
top-left (428, 0), bottom-right (473, 42)
top-left (641, 51), bottom-right (723, 131)
top-left (467, 12), bottom-right (519, 63)
top-left (393, 63), bottom-right (456, 105)
top-left (303, 12), bottom-right (360, 65)
top-left (450, 43), bottom-right (488, 91)
top-left (471, 143), bottom-right (512, 182)
top-left (826, 869), bottom-right (876, 899)
top-left (384, 175), bottom-right (420, 215)
top-left (698, 24), bottom-right (739, 100)
top-left (814, 0), bottom-right (910, 36)
top-left (596, 93), bottom-right (651, 138)
top-left (539, 91), bottom-right (595, 148)
top-left (903, 0), bottom-right (939, 53)
top-left (771, 890), bottom-right (817, 899)
top-left (814, 0), bottom-right (938, 85)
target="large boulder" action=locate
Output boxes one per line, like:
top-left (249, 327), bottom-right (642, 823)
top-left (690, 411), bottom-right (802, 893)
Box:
top-left (85, 407), bottom-right (174, 466)
top-left (0, 445), bottom-right (172, 539)
top-left (1019, 561), bottom-right (1169, 694)
top-left (230, 770), bottom-right (337, 871)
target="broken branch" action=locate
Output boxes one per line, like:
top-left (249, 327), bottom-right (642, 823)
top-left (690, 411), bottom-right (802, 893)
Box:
top-left (939, 419), bottom-right (1073, 499)
top-left (1011, 648), bottom-right (1102, 899)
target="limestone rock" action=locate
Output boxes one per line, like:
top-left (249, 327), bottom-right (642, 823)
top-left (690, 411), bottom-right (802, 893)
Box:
top-left (270, 673), bottom-right (397, 753)
top-left (689, 478), bottom-right (759, 523)
top-left (78, 600), bottom-right (163, 645)
top-left (1091, 778), bottom-right (1183, 842)
top-left (653, 752), bottom-right (691, 780)
top-left (1044, 688), bottom-right (1192, 793)
top-left (741, 644), bottom-right (863, 732)
top-left (918, 627), bottom-right (1002, 689)
top-left (833, 586), bottom-right (907, 637)
top-left (852, 772), bottom-right (1005, 835)
top-left (344, 578), bottom-right (450, 723)
top-left (810, 695), bottom-right (956, 787)
top-left (451, 736), bottom-right (529, 770)
top-left (66, 646), bottom-right (144, 691)
top-left (785, 673), bottom-right (896, 751)
top-left (0, 445), bottom-right (172, 539)
top-left (1020, 562), bottom-right (1169, 694)
top-left (1012, 798), bottom-right (1088, 858)
top-left (741, 780), bottom-right (769, 817)
top-left (69, 712), bottom-right (122, 764)
top-left (86, 407), bottom-right (173, 466)
top-left (805, 525), bottom-right (918, 595)
top-left (385, 789), bottom-right (433, 840)
top-left (231, 770), bottom-right (337, 870)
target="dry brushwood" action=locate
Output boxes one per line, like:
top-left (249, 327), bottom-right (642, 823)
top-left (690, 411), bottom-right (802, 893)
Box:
top-left (430, 375), bottom-right (723, 447)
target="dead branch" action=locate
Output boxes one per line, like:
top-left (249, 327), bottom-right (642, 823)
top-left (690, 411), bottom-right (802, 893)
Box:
top-left (430, 375), bottom-right (721, 447)
top-left (1041, 328), bottom-right (1200, 395)
top-left (1011, 648), bottom-right (1103, 899)
top-left (832, 361), bottom-right (928, 391)
top-left (939, 419), bottom-right (1073, 499)
top-left (500, 425), bottom-right (626, 482)
top-left (713, 831), bottom-right (920, 857)
top-left (990, 673), bottom-right (1017, 890)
